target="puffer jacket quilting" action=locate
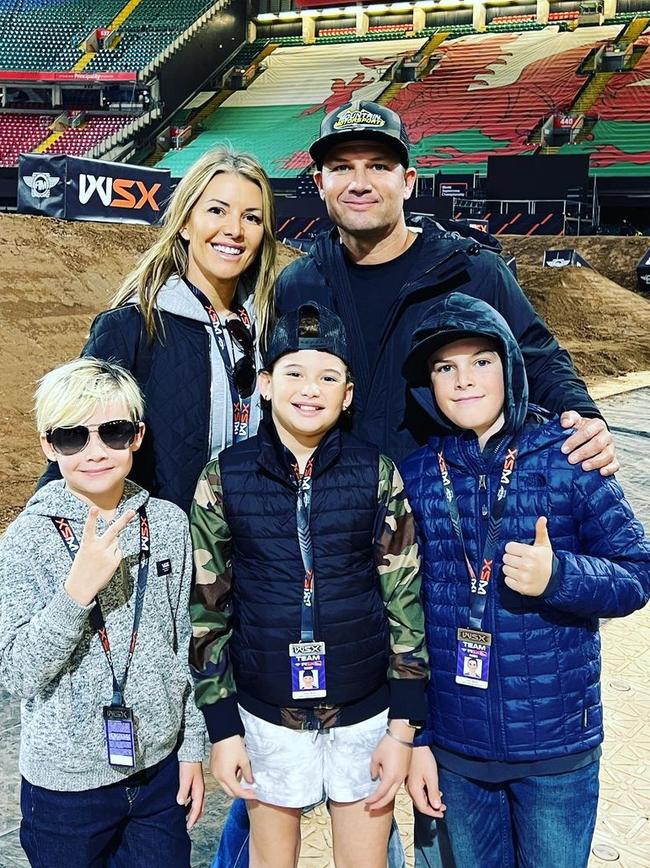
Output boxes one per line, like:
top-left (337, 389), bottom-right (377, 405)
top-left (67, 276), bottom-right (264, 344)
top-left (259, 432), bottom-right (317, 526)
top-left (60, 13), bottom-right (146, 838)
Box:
top-left (81, 304), bottom-right (212, 514)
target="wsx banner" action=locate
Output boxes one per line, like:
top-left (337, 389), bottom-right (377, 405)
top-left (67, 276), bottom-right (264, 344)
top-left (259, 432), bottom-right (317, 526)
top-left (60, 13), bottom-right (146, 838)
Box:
top-left (18, 154), bottom-right (170, 225)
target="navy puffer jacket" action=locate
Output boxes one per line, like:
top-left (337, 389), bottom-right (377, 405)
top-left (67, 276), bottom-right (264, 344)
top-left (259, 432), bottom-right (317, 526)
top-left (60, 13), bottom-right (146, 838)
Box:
top-left (400, 294), bottom-right (650, 761)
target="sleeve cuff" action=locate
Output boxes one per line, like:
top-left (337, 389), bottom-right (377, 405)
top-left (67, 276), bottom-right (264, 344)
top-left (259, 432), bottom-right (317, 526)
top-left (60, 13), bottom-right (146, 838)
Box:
top-left (387, 678), bottom-right (428, 722)
top-left (177, 732), bottom-right (207, 763)
top-left (413, 729), bottom-right (434, 748)
top-left (47, 587), bottom-right (95, 638)
top-left (201, 694), bottom-right (245, 743)
top-left (541, 554), bottom-right (563, 600)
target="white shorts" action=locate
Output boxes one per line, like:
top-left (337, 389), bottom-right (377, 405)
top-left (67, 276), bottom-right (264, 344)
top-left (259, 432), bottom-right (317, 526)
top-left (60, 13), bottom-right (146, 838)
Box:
top-left (239, 706), bottom-right (388, 808)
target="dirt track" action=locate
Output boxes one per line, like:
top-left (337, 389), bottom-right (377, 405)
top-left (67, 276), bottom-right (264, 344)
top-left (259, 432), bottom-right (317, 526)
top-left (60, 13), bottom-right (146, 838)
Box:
top-left (503, 236), bottom-right (650, 294)
top-left (1, 213), bottom-right (649, 529)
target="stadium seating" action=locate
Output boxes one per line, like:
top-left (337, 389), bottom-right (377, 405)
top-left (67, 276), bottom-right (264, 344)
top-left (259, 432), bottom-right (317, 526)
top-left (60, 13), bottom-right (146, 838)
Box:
top-left (42, 115), bottom-right (134, 156)
top-left (0, 0), bottom-right (124, 71)
top-left (155, 22), bottom-right (650, 179)
top-left (0, 113), bottom-right (52, 167)
top-left (387, 25), bottom-right (623, 174)
top-left (0, 111), bottom-right (133, 166)
top-left (156, 37), bottom-right (427, 178)
top-left (561, 32), bottom-right (650, 175)
top-left (85, 0), bottom-right (221, 72)
top-left (0, 0), bottom-right (222, 73)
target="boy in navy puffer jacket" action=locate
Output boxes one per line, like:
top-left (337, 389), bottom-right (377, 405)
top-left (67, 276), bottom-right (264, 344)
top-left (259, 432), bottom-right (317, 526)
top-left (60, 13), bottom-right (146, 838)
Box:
top-left (399, 293), bottom-right (650, 868)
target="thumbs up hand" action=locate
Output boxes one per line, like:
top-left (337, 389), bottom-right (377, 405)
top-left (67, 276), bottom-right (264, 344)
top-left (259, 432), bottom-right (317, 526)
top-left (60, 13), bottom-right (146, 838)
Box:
top-left (502, 517), bottom-right (554, 597)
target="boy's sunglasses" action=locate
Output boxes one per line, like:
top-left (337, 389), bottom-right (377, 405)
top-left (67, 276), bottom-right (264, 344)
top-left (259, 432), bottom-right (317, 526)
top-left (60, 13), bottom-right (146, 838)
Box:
top-left (226, 319), bottom-right (256, 399)
top-left (46, 420), bottom-right (142, 456)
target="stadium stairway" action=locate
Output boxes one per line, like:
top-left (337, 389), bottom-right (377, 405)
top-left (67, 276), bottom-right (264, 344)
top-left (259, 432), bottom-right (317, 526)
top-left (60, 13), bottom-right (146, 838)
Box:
top-left (34, 130), bottom-right (65, 154)
top-left (618, 15), bottom-right (650, 45)
top-left (377, 82), bottom-right (404, 105)
top-left (72, 0), bottom-right (145, 72)
top-left (572, 72), bottom-right (616, 114)
top-left (419, 31), bottom-right (450, 58)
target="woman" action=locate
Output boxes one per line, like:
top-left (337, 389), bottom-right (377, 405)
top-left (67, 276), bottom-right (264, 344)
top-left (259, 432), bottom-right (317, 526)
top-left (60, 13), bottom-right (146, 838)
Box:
top-left (41, 147), bottom-right (277, 514)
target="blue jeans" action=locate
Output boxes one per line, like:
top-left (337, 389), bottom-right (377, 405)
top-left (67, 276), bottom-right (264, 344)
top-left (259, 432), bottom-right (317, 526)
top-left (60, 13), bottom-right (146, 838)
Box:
top-left (20, 752), bottom-right (191, 868)
top-left (415, 761), bottom-right (600, 868)
top-left (211, 798), bottom-right (406, 868)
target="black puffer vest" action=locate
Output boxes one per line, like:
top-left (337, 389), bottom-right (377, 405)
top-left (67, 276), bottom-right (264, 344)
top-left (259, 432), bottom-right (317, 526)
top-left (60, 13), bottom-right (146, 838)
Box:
top-left (219, 420), bottom-right (389, 713)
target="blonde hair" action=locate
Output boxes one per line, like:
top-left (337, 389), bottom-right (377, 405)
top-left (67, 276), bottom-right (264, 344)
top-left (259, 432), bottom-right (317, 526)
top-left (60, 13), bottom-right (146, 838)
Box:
top-left (35, 358), bottom-right (144, 433)
top-left (112, 147), bottom-right (277, 343)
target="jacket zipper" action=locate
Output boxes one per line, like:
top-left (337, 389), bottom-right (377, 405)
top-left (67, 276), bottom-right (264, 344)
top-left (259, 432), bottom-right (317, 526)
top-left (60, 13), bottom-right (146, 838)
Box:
top-left (483, 449), bottom-right (509, 761)
top-left (475, 460), bottom-right (500, 758)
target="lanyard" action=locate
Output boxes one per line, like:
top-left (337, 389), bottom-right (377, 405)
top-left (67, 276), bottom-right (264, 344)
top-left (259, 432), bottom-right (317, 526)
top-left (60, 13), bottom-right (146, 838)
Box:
top-left (184, 279), bottom-right (253, 444)
top-left (437, 445), bottom-right (518, 631)
top-left (292, 457), bottom-right (315, 642)
top-left (52, 508), bottom-right (150, 707)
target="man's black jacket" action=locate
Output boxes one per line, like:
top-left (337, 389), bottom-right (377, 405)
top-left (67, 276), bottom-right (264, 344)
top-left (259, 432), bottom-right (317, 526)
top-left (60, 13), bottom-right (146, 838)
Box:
top-left (275, 217), bottom-right (599, 463)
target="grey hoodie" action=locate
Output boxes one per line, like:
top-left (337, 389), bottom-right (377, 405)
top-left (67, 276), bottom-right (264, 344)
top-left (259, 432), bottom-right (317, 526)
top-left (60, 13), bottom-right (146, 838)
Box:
top-left (146, 274), bottom-right (262, 458)
top-left (0, 480), bottom-right (205, 791)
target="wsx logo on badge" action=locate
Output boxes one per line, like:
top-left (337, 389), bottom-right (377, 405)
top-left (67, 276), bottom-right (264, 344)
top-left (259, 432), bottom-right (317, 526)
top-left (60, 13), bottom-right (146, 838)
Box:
top-left (23, 172), bottom-right (61, 199)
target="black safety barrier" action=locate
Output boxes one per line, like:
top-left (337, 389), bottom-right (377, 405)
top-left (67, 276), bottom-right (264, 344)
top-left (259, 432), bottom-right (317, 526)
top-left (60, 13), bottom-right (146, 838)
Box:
top-left (17, 153), bottom-right (170, 225)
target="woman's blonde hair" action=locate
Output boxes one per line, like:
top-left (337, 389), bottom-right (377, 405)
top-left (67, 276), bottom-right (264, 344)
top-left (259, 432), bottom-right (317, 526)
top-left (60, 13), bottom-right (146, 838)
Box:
top-left (35, 357), bottom-right (144, 433)
top-left (112, 147), bottom-right (277, 342)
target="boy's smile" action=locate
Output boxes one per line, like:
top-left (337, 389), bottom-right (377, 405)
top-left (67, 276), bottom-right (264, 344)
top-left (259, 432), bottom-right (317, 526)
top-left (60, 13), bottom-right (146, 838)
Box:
top-left (259, 350), bottom-right (353, 453)
top-left (429, 336), bottom-right (505, 445)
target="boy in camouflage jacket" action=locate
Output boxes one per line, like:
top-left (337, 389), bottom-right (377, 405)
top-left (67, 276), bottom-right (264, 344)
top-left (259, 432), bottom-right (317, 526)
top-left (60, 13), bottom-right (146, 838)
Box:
top-left (190, 302), bottom-right (430, 867)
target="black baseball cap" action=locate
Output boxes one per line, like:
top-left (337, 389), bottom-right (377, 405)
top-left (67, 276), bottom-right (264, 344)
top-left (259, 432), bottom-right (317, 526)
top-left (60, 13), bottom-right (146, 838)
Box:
top-left (263, 301), bottom-right (350, 370)
top-left (309, 100), bottom-right (410, 168)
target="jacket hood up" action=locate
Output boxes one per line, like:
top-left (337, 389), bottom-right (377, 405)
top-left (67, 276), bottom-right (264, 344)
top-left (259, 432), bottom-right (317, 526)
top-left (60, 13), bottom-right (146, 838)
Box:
top-left (403, 292), bottom-right (529, 438)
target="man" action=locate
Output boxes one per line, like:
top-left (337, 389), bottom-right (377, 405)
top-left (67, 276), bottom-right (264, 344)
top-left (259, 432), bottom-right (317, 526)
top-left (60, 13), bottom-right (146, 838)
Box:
top-left (213, 99), bottom-right (617, 868)
top-left (275, 99), bottom-right (617, 474)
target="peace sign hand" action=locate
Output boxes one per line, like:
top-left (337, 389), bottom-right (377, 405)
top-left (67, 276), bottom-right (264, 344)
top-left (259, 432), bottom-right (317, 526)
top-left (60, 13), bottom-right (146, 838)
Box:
top-left (64, 507), bottom-right (137, 606)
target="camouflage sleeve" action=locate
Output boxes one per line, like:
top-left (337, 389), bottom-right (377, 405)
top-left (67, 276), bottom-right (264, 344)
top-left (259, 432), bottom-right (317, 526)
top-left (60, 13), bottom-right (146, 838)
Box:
top-left (189, 460), bottom-right (244, 742)
top-left (375, 455), bottom-right (429, 720)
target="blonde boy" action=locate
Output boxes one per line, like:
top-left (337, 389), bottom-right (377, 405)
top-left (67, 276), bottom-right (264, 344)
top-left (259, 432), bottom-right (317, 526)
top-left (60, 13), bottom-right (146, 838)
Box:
top-left (0, 358), bottom-right (205, 868)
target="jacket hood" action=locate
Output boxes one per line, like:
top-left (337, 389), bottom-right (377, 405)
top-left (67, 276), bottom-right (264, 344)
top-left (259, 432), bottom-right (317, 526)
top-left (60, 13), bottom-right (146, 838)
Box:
top-left (21, 478), bottom-right (149, 523)
top-left (403, 292), bottom-right (529, 437)
top-left (127, 274), bottom-right (255, 323)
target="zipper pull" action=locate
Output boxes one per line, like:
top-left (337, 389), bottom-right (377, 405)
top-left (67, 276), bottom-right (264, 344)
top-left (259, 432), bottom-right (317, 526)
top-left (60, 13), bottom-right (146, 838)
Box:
top-left (479, 474), bottom-right (487, 490)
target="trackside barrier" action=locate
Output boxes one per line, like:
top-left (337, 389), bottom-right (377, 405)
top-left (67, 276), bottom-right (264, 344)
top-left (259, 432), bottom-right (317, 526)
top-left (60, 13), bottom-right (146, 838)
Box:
top-left (17, 153), bottom-right (170, 225)
top-left (543, 249), bottom-right (592, 268)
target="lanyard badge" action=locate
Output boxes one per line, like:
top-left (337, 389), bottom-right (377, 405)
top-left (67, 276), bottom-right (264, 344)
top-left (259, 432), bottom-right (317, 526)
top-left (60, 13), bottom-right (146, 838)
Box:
top-left (289, 458), bottom-right (327, 700)
top-left (103, 705), bottom-right (136, 767)
top-left (438, 446), bottom-right (518, 690)
top-left (52, 508), bottom-right (150, 768)
top-left (456, 627), bottom-right (491, 690)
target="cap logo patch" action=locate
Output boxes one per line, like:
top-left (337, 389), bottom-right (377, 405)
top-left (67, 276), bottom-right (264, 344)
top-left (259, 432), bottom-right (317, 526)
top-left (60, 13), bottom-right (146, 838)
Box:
top-left (333, 108), bottom-right (385, 129)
